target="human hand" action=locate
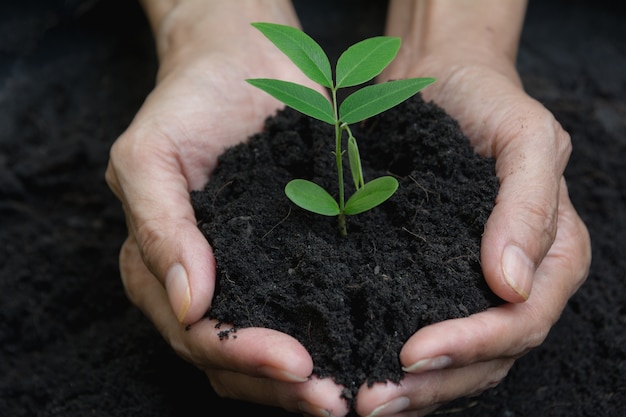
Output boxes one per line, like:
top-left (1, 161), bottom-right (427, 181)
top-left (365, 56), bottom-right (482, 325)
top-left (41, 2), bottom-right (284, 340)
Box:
top-left (355, 40), bottom-right (591, 417)
top-left (106, 1), bottom-right (348, 415)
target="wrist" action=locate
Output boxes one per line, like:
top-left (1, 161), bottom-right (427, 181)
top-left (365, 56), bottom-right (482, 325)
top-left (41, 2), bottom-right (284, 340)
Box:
top-left (382, 0), bottom-right (526, 82)
top-left (139, 0), bottom-right (300, 78)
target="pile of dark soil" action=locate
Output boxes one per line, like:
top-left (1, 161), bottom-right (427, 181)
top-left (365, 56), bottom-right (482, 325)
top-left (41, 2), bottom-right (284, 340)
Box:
top-left (0, 0), bottom-right (624, 416)
top-left (191, 95), bottom-right (502, 405)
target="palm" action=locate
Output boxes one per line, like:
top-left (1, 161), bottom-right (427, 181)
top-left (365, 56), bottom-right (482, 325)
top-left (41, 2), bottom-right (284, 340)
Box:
top-left (135, 62), bottom-right (285, 189)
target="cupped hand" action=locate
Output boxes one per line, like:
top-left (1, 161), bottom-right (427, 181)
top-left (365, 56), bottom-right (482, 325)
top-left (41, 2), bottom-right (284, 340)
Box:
top-left (105, 4), bottom-right (349, 415)
top-left (119, 234), bottom-right (348, 416)
top-left (355, 57), bottom-right (591, 416)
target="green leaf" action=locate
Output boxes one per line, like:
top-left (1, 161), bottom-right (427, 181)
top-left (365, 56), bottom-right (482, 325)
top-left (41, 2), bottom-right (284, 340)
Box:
top-left (285, 179), bottom-right (340, 216)
top-left (335, 37), bottom-right (401, 88)
top-left (347, 135), bottom-right (364, 190)
top-left (247, 79), bottom-right (335, 124)
top-left (339, 78), bottom-right (436, 124)
top-left (344, 176), bottom-right (398, 215)
top-left (251, 22), bottom-right (333, 88)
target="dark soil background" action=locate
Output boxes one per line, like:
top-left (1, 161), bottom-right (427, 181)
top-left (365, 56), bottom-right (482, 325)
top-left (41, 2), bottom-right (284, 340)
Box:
top-left (0, 0), bottom-right (624, 416)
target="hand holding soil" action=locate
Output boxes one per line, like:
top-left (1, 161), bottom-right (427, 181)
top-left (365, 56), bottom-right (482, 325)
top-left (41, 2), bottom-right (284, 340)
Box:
top-left (105, 1), bottom-right (351, 415)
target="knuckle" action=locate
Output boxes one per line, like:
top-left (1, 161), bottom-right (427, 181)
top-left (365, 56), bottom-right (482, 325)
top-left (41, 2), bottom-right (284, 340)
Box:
top-left (104, 159), bottom-right (117, 191)
top-left (517, 193), bottom-right (559, 255)
top-left (550, 115), bottom-right (572, 165)
top-left (105, 142), bottom-right (125, 198)
top-left (206, 372), bottom-right (237, 400)
top-left (118, 238), bottom-right (145, 304)
top-left (134, 217), bottom-right (170, 267)
top-left (469, 359), bottom-right (514, 397)
top-left (518, 306), bottom-right (554, 350)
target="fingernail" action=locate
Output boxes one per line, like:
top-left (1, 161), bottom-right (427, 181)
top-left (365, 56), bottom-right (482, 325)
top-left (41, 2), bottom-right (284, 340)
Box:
top-left (165, 263), bottom-right (191, 323)
top-left (501, 244), bottom-right (534, 300)
top-left (402, 355), bottom-right (452, 373)
top-left (366, 397), bottom-right (410, 417)
top-left (258, 366), bottom-right (309, 383)
top-left (298, 401), bottom-right (335, 417)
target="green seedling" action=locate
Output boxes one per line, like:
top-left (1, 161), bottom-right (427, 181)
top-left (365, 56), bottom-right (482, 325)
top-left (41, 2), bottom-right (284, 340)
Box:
top-left (247, 22), bottom-right (435, 236)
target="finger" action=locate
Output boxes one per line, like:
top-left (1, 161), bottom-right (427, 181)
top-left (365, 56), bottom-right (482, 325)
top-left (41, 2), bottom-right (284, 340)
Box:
top-left (208, 372), bottom-right (350, 417)
top-left (398, 184), bottom-right (590, 371)
top-left (356, 358), bottom-right (514, 416)
top-left (119, 236), bottom-right (315, 382)
top-left (481, 103), bottom-right (572, 302)
top-left (107, 127), bottom-right (216, 325)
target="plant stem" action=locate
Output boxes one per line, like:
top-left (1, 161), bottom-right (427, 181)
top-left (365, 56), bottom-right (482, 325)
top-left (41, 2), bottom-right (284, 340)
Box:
top-left (338, 212), bottom-right (347, 237)
top-left (331, 87), bottom-right (348, 237)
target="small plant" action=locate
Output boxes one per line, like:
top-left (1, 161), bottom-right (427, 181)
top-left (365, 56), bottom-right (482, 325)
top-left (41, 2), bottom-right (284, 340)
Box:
top-left (247, 23), bottom-right (435, 236)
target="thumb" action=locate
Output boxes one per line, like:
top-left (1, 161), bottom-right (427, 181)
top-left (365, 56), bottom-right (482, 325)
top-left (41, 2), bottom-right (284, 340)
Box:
top-left (481, 113), bottom-right (572, 303)
top-left (106, 133), bottom-right (215, 325)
